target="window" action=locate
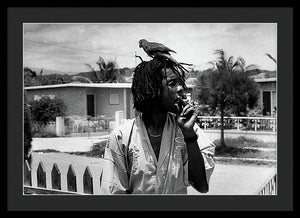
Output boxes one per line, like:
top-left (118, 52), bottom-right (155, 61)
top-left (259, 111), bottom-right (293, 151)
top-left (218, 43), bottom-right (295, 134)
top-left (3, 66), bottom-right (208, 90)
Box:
top-left (109, 93), bottom-right (119, 105)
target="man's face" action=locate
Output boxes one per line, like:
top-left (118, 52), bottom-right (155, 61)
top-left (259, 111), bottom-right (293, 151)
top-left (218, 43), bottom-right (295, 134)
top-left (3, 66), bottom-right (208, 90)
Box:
top-left (161, 68), bottom-right (184, 113)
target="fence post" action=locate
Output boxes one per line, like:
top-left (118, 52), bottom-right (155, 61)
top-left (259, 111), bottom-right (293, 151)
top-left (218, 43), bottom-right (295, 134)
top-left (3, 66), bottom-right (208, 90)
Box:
top-left (115, 111), bottom-right (124, 128)
top-left (56, 116), bottom-right (65, 136)
top-left (203, 118), bottom-right (207, 130)
top-left (272, 119), bottom-right (276, 132)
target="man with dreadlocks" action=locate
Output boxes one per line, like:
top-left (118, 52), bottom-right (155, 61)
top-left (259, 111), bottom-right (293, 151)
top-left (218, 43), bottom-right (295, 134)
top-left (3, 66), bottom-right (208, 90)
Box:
top-left (101, 56), bottom-right (215, 194)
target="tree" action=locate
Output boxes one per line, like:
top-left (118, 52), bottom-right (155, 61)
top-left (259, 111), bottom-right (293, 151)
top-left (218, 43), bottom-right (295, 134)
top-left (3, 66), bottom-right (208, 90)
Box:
top-left (24, 67), bottom-right (40, 87)
top-left (195, 49), bottom-right (260, 147)
top-left (265, 53), bottom-right (277, 63)
top-left (39, 74), bottom-right (72, 85)
top-left (29, 96), bottom-right (67, 125)
top-left (84, 56), bottom-right (120, 83)
top-left (71, 75), bottom-right (93, 83)
top-left (24, 67), bottom-right (72, 86)
top-left (24, 91), bottom-right (33, 166)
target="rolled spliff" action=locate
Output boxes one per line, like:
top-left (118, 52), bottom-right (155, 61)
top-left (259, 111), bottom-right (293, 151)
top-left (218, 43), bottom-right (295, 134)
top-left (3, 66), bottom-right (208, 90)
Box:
top-left (174, 98), bottom-right (195, 116)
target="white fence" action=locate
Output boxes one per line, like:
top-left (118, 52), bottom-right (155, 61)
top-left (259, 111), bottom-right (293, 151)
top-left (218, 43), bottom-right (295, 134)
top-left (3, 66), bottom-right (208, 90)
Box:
top-left (197, 116), bottom-right (277, 132)
top-left (64, 115), bottom-right (112, 135)
top-left (32, 115), bottom-right (277, 137)
top-left (64, 111), bottom-right (125, 136)
top-left (24, 157), bottom-right (277, 195)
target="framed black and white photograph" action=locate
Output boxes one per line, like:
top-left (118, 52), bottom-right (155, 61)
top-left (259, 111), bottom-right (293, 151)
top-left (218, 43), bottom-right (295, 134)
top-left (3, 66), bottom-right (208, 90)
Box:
top-left (7, 6), bottom-right (293, 212)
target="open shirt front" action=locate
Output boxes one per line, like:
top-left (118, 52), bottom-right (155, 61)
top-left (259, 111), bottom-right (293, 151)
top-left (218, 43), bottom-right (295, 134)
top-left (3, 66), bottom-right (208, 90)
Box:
top-left (101, 113), bottom-right (215, 194)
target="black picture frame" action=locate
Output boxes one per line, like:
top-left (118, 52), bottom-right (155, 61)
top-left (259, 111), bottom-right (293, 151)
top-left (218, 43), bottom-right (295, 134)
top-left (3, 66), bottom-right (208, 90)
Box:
top-left (7, 6), bottom-right (293, 211)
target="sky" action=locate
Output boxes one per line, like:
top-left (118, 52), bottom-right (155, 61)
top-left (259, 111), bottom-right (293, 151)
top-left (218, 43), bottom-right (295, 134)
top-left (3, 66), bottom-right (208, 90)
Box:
top-left (23, 23), bottom-right (277, 74)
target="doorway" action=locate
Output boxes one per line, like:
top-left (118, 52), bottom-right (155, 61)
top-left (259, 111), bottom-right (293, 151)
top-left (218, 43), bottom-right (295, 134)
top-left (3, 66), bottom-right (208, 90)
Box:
top-left (87, 94), bottom-right (95, 117)
top-left (262, 91), bottom-right (271, 116)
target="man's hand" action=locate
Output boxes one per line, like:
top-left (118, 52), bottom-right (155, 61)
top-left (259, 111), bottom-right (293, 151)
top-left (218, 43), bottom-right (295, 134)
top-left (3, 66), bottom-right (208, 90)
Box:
top-left (177, 104), bottom-right (200, 138)
top-left (178, 104), bottom-right (209, 193)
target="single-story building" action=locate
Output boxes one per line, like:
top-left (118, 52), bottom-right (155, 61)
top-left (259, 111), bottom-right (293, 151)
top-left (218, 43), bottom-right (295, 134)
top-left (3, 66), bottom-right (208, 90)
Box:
top-left (24, 82), bottom-right (194, 119)
top-left (253, 77), bottom-right (277, 116)
top-left (24, 72), bottom-right (277, 119)
top-left (250, 71), bottom-right (277, 116)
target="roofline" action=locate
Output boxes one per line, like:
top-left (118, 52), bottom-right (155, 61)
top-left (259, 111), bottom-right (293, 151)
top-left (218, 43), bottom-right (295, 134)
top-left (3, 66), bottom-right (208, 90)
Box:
top-left (24, 82), bottom-right (195, 90)
top-left (24, 83), bottom-right (133, 90)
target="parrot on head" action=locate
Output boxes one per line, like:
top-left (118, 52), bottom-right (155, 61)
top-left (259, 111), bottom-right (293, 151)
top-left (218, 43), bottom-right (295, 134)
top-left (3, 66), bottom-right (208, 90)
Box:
top-left (138, 39), bottom-right (181, 65)
top-left (139, 39), bottom-right (177, 58)
top-left (138, 39), bottom-right (192, 72)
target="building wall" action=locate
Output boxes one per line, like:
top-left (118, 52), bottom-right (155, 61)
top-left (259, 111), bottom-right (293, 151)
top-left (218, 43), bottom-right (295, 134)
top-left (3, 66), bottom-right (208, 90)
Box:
top-left (257, 81), bottom-right (276, 91)
top-left (25, 87), bottom-right (87, 116)
top-left (25, 86), bottom-right (133, 119)
top-left (94, 88), bottom-right (125, 118)
top-left (25, 85), bottom-right (221, 120)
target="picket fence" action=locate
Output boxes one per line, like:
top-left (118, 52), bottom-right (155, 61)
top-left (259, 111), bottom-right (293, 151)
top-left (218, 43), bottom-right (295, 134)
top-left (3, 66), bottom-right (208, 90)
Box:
top-left (197, 116), bottom-right (277, 132)
top-left (23, 159), bottom-right (102, 195)
top-left (257, 170), bottom-right (277, 195)
top-left (23, 159), bottom-right (277, 195)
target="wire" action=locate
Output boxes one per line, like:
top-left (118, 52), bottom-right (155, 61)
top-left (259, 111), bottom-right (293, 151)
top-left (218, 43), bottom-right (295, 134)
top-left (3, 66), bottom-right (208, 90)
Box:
top-left (24, 38), bottom-right (136, 58)
top-left (24, 38), bottom-right (203, 68)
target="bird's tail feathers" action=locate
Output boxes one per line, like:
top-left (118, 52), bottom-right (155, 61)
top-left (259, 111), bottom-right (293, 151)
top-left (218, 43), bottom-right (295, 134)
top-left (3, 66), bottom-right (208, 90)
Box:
top-left (179, 62), bottom-right (193, 66)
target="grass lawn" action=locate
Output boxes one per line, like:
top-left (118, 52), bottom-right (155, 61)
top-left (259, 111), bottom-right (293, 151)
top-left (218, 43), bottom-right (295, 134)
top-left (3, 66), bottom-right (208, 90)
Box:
top-left (213, 137), bottom-right (277, 166)
top-left (213, 136), bottom-right (276, 149)
top-left (215, 146), bottom-right (276, 160)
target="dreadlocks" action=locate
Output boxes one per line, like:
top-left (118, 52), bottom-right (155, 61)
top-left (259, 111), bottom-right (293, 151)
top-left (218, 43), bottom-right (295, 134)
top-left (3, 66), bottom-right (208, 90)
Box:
top-left (132, 57), bottom-right (187, 116)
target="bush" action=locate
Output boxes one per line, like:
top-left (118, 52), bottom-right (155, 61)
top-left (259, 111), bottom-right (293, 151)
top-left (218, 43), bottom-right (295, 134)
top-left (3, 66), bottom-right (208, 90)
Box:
top-left (88, 140), bottom-right (107, 157)
top-left (29, 96), bottom-right (66, 125)
top-left (213, 136), bottom-right (276, 148)
top-left (67, 140), bottom-right (107, 158)
top-left (32, 131), bottom-right (58, 138)
top-left (246, 106), bottom-right (263, 117)
top-left (213, 137), bottom-right (277, 160)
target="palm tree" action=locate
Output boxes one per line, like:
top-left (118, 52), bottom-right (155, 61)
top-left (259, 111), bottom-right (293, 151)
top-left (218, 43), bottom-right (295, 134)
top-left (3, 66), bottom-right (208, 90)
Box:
top-left (213, 50), bottom-right (260, 75)
top-left (85, 56), bottom-right (119, 83)
top-left (265, 53), bottom-right (277, 63)
top-left (39, 68), bottom-right (43, 85)
top-left (24, 67), bottom-right (37, 77)
top-left (202, 49), bottom-right (260, 147)
top-left (24, 67), bottom-right (40, 86)
top-left (71, 75), bottom-right (93, 83)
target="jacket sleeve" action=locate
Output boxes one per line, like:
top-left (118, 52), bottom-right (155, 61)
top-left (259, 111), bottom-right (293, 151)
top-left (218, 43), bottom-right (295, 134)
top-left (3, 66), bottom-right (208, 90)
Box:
top-left (193, 124), bottom-right (216, 184)
top-left (100, 129), bottom-right (129, 194)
